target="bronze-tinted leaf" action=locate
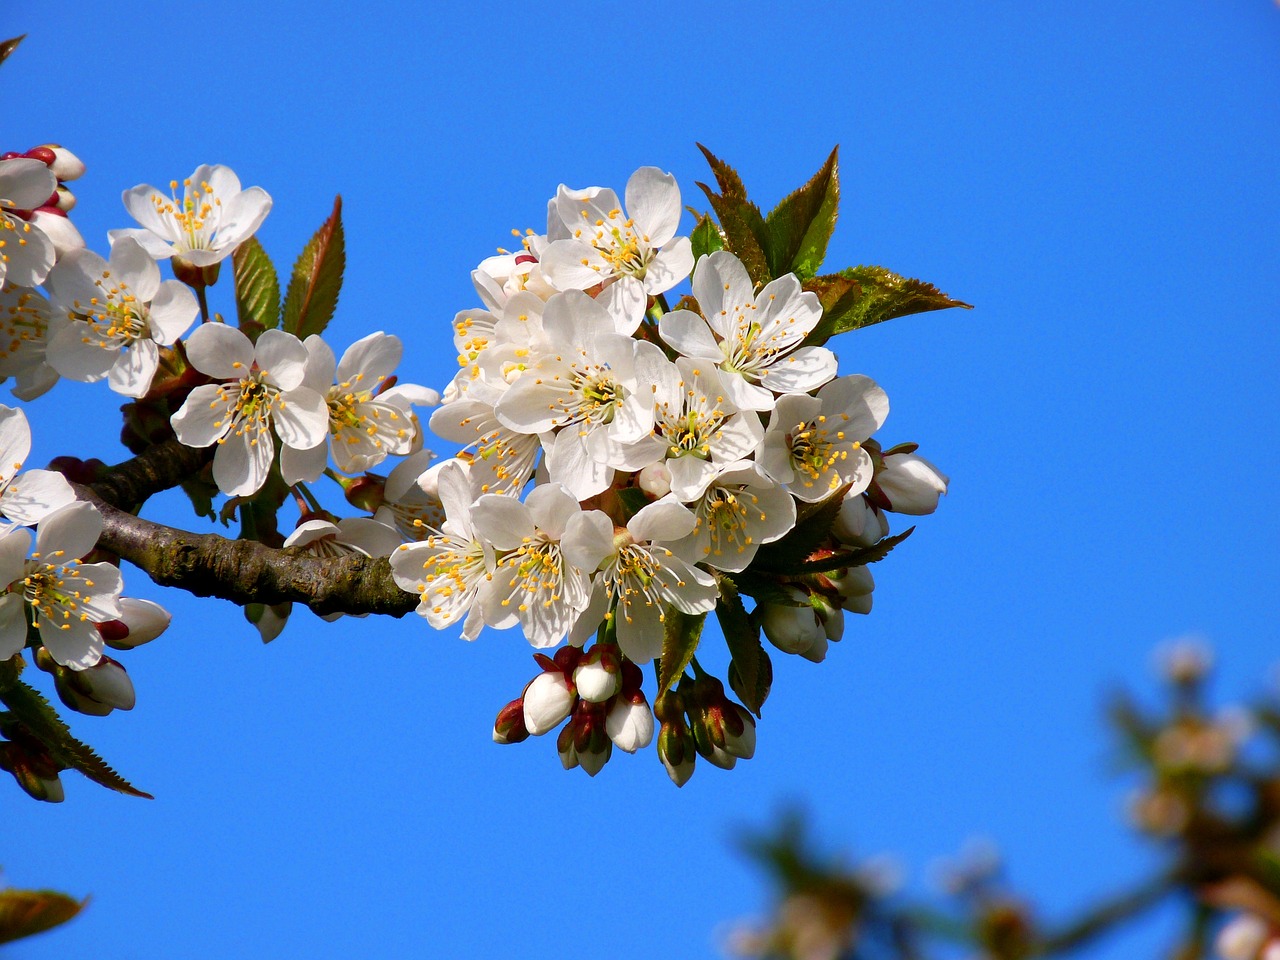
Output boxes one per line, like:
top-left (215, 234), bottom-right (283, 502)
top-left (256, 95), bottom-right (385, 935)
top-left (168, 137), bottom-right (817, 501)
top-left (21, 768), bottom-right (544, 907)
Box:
top-left (0, 36), bottom-right (24, 68)
top-left (658, 609), bottom-right (707, 696)
top-left (696, 145), bottom-right (771, 285)
top-left (689, 212), bottom-right (726, 262)
top-left (232, 236), bottom-right (281, 341)
top-left (281, 196), bottom-right (345, 340)
top-left (805, 265), bottom-right (971, 345)
top-left (0, 888), bottom-right (86, 945)
top-left (763, 146), bottom-right (839, 280)
top-left (717, 577), bottom-right (772, 717)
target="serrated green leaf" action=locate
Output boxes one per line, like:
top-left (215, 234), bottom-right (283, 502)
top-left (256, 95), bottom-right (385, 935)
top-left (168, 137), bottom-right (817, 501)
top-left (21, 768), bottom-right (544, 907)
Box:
top-left (804, 265), bottom-right (971, 345)
top-left (281, 196), bottom-right (345, 340)
top-left (752, 485), bottom-right (851, 573)
top-left (0, 888), bottom-right (86, 945)
top-left (763, 146), bottom-right (839, 281)
top-left (0, 680), bottom-right (152, 798)
top-left (689, 212), bottom-right (725, 262)
top-left (717, 578), bottom-right (772, 717)
top-left (696, 145), bottom-right (772, 285)
top-left (784, 527), bottom-right (915, 576)
top-left (232, 236), bottom-right (280, 341)
top-left (658, 610), bottom-right (706, 696)
top-left (0, 36), bottom-right (24, 68)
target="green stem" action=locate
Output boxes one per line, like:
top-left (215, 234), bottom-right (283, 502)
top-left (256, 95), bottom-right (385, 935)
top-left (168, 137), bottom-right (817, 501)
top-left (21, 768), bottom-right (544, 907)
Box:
top-left (294, 482), bottom-right (325, 515)
top-left (195, 286), bottom-right (211, 323)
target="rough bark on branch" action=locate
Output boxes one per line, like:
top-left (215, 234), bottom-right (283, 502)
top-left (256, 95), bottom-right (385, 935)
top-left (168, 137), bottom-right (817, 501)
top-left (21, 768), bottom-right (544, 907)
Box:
top-left (68, 441), bottom-right (419, 619)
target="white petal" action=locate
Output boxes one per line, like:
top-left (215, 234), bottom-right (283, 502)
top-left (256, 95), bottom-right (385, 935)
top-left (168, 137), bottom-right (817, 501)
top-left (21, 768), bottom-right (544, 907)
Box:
top-left (214, 429), bottom-right (272, 497)
top-left (185, 322), bottom-right (253, 379)
top-left (254, 328), bottom-right (308, 391)
top-left (539, 240), bottom-right (610, 291)
top-left (628, 495), bottom-right (696, 544)
top-left (0, 405), bottom-right (32, 484)
top-left (171, 383), bottom-right (232, 447)
top-left (642, 238), bottom-right (694, 296)
top-left (0, 525), bottom-right (32, 587)
top-left (524, 483), bottom-right (579, 539)
top-left (215, 186), bottom-right (272, 249)
top-left (545, 428), bottom-right (611, 500)
top-left (108, 340), bottom-right (160, 398)
top-left (625, 167), bottom-right (682, 246)
top-left (109, 236), bottom-right (161, 302)
top-left (597, 277), bottom-right (647, 335)
top-left (562, 510), bottom-right (615, 573)
top-left (107, 227), bottom-right (174, 260)
top-left (279, 441), bottom-right (328, 485)
top-left (273, 387), bottom-right (329, 449)
top-left (0, 158), bottom-right (57, 209)
top-left (35, 500), bottom-right (102, 559)
top-left (121, 185), bottom-right (180, 243)
top-left (47, 324), bottom-right (117, 383)
top-left (659, 310), bottom-right (722, 361)
top-left (0, 469), bottom-right (75, 525)
top-left (0, 593), bottom-right (28, 659)
top-left (146, 282), bottom-right (199, 344)
top-left (470, 495), bottom-right (534, 551)
top-left (758, 346), bottom-right (838, 395)
top-left (335, 331), bottom-right (401, 385)
top-left (40, 616), bottom-right (105, 670)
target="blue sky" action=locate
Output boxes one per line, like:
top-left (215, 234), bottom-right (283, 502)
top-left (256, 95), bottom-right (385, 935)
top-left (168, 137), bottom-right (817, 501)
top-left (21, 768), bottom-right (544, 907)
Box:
top-left (3, 1), bottom-right (1278, 957)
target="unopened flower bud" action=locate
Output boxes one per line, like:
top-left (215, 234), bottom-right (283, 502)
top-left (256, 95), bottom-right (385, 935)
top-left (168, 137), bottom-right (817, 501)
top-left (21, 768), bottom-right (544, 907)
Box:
top-left (874, 452), bottom-right (949, 515)
top-left (722, 703), bottom-right (757, 760)
top-left (809, 593), bottom-right (844, 642)
top-left (36, 144), bottom-right (85, 181)
top-left (606, 693), bottom-right (654, 753)
top-left (0, 743), bottom-right (64, 803)
top-left (760, 589), bottom-right (827, 656)
top-left (574, 646), bottom-right (621, 703)
top-left (637, 462), bottom-right (671, 499)
top-left (829, 566), bottom-right (875, 611)
top-left (61, 656), bottom-right (136, 714)
top-left (558, 702), bottom-right (612, 775)
top-left (832, 493), bottom-right (890, 547)
top-left (522, 670), bottom-right (575, 735)
top-left (103, 598), bottom-right (172, 650)
top-left (245, 601), bottom-right (291, 643)
top-left (1155, 637), bottom-right (1212, 686)
top-left (23, 145), bottom-right (57, 166)
top-left (493, 697), bottom-right (530, 744)
top-left (31, 208), bottom-right (84, 258)
top-left (55, 185), bottom-right (76, 212)
top-left (798, 634), bottom-right (829, 663)
top-left (657, 720), bottom-right (697, 786)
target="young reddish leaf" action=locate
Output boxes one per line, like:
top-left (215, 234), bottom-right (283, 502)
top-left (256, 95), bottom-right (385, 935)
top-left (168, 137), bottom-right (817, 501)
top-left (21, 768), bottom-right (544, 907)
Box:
top-left (282, 195), bottom-right (345, 340)
top-left (0, 36), bottom-right (24, 68)
top-left (763, 146), bottom-right (840, 280)
top-left (717, 576), bottom-right (772, 717)
top-left (232, 236), bottom-right (281, 342)
top-left (0, 888), bottom-right (86, 945)
top-left (696, 144), bottom-right (772, 285)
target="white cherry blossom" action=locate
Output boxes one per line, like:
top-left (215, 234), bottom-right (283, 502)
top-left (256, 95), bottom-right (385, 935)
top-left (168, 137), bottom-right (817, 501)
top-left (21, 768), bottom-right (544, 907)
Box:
top-left (0, 501), bottom-right (123, 669)
top-left (170, 325), bottom-right (328, 497)
top-left (374, 450), bottom-right (446, 542)
top-left (45, 237), bottom-right (198, 397)
top-left (540, 167), bottom-right (694, 327)
top-left (110, 164), bottom-right (272, 267)
top-left (0, 158), bottom-right (57, 288)
top-left (284, 516), bottom-right (403, 622)
top-left (281, 332), bottom-right (437, 484)
top-left (669, 462), bottom-right (796, 573)
top-left (566, 495), bottom-right (718, 664)
top-left (428, 398), bottom-right (541, 497)
top-left (659, 251), bottom-right (837, 411)
top-left (0, 405), bottom-right (75, 526)
top-left (470, 483), bottom-right (612, 649)
top-left (758, 374), bottom-right (888, 502)
top-left (389, 461), bottom-right (492, 640)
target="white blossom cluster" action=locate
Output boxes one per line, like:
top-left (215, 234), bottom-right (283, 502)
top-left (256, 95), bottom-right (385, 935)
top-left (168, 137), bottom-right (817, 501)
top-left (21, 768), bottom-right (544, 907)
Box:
top-left (389, 165), bottom-right (950, 773)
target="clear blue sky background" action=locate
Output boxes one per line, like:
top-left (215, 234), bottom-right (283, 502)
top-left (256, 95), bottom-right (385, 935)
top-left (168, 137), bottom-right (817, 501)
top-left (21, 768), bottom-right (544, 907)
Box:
top-left (4, 2), bottom-right (1278, 957)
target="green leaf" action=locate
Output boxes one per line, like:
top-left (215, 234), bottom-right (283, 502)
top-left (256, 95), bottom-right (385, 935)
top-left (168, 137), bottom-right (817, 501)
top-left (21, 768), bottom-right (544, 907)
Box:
top-left (763, 146), bottom-right (839, 280)
top-left (696, 145), bottom-right (771, 286)
top-left (784, 527), bottom-right (915, 576)
top-left (0, 679), bottom-right (152, 799)
top-left (657, 610), bottom-right (706, 696)
top-left (0, 888), bottom-right (86, 945)
top-left (281, 196), bottom-right (345, 340)
top-left (616, 486), bottom-right (653, 522)
top-left (752, 484), bottom-right (851, 573)
top-left (689, 212), bottom-right (725, 262)
top-left (717, 577), bottom-right (772, 717)
top-left (0, 36), bottom-right (24, 68)
top-left (805, 265), bottom-right (971, 345)
top-left (232, 236), bottom-right (281, 341)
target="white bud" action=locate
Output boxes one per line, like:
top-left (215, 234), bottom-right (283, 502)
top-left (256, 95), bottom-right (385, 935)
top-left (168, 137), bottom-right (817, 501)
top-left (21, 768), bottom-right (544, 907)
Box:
top-left (723, 705), bottom-right (756, 759)
top-left (760, 590), bottom-right (826, 656)
top-left (661, 748), bottom-right (695, 787)
top-left (31, 210), bottom-right (84, 259)
top-left (522, 670), bottom-right (575, 735)
top-left (606, 698), bottom-right (654, 753)
top-left (876, 452), bottom-right (949, 515)
top-left (574, 656), bottom-right (620, 704)
top-left (1216, 915), bottom-right (1269, 960)
top-left (75, 658), bottom-right (136, 711)
top-left (38, 144), bottom-right (86, 181)
top-left (833, 493), bottom-right (889, 547)
top-left (108, 598), bottom-right (172, 649)
top-left (577, 738), bottom-right (612, 777)
top-left (637, 462), bottom-right (672, 499)
top-left (55, 185), bottom-right (75, 212)
top-left (798, 634), bottom-right (829, 662)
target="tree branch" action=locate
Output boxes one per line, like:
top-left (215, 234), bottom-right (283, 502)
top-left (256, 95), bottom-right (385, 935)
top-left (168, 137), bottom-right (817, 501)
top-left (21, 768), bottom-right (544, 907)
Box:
top-left (68, 441), bottom-right (417, 619)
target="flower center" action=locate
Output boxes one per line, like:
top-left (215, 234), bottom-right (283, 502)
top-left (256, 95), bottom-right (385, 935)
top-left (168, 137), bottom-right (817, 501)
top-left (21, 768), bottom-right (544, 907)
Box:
top-left (22, 556), bottom-right (95, 632)
top-left (152, 177), bottom-right (224, 253)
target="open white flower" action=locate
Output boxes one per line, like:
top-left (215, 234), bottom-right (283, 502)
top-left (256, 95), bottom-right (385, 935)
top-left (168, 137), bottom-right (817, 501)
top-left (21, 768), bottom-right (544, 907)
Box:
top-left (566, 495), bottom-right (718, 664)
top-left (540, 167), bottom-right (694, 327)
top-left (625, 356), bottom-right (764, 502)
top-left (170, 325), bottom-right (328, 497)
top-left (110, 164), bottom-right (272, 267)
top-left (495, 291), bottom-right (664, 500)
top-left (759, 374), bottom-right (888, 502)
top-left (471, 483), bottom-right (612, 649)
top-left (0, 285), bottom-right (61, 400)
top-left (669, 462), bottom-right (796, 573)
top-left (45, 237), bottom-right (198, 397)
top-left (659, 251), bottom-right (837, 411)
top-left (389, 460), bottom-right (492, 640)
top-left (428, 398), bottom-right (541, 498)
top-left (0, 158), bottom-right (57, 288)
top-left (0, 405), bottom-right (75, 525)
top-left (285, 516), bottom-right (403, 622)
top-left (373, 450), bottom-right (446, 542)
top-left (281, 332), bottom-right (437, 484)
top-left (0, 501), bottom-right (123, 668)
